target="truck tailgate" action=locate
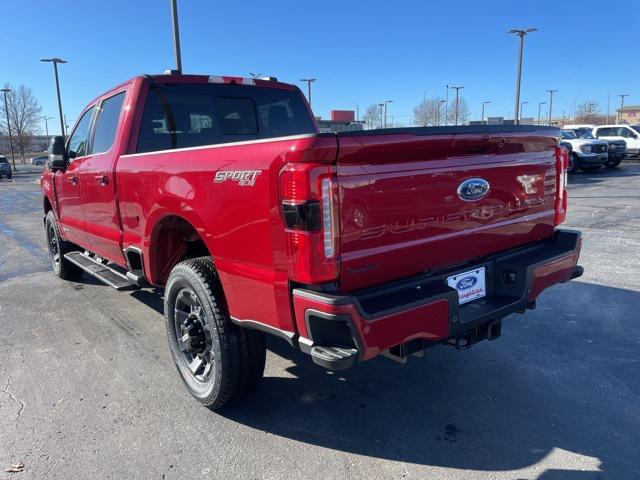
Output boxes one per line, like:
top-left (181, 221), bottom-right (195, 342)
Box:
top-left (335, 128), bottom-right (560, 291)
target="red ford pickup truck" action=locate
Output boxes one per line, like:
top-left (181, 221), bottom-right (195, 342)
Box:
top-left (41, 74), bottom-right (583, 410)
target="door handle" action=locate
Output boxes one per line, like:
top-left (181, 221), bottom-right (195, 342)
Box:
top-left (69, 175), bottom-right (78, 185)
top-left (95, 175), bottom-right (109, 186)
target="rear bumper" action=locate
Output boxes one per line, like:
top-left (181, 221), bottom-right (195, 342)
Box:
top-left (293, 229), bottom-right (582, 369)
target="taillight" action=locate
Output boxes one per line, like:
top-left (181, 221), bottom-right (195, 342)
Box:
top-left (280, 163), bottom-right (340, 284)
top-left (554, 146), bottom-right (568, 225)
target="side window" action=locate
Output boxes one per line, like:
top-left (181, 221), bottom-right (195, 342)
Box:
top-left (92, 92), bottom-right (126, 154)
top-left (67, 106), bottom-right (95, 159)
top-left (619, 127), bottom-right (633, 138)
top-left (595, 128), bottom-right (609, 137)
top-left (216, 97), bottom-right (258, 135)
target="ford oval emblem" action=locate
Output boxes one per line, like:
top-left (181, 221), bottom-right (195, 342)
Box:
top-left (456, 276), bottom-right (477, 290)
top-left (457, 178), bottom-right (490, 202)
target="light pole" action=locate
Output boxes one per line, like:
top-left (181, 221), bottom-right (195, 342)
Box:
top-left (40, 57), bottom-right (68, 136)
top-left (546, 89), bottom-right (557, 126)
top-left (300, 78), bottom-right (316, 108)
top-left (1, 88), bottom-right (16, 171)
top-left (437, 99), bottom-right (446, 126)
top-left (383, 99), bottom-right (393, 128)
top-left (586, 102), bottom-right (595, 123)
top-left (378, 103), bottom-right (384, 128)
top-left (170, 0), bottom-right (182, 73)
top-left (444, 84), bottom-right (449, 126)
top-left (520, 101), bottom-right (529, 122)
top-left (42, 115), bottom-right (53, 146)
top-left (537, 102), bottom-right (546, 125)
top-left (450, 86), bottom-right (463, 125)
top-left (618, 94), bottom-right (629, 123)
top-left (508, 28), bottom-right (537, 125)
top-left (481, 101), bottom-right (491, 125)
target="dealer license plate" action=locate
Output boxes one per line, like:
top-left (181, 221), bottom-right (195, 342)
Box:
top-left (447, 267), bottom-right (486, 305)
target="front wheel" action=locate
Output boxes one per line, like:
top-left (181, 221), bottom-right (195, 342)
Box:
top-left (568, 154), bottom-right (580, 174)
top-left (165, 257), bottom-right (266, 410)
top-left (605, 158), bottom-right (622, 169)
top-left (44, 211), bottom-right (83, 280)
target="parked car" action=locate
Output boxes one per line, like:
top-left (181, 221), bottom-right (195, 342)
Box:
top-left (593, 125), bottom-right (640, 157)
top-left (560, 129), bottom-right (609, 173)
top-left (563, 125), bottom-right (626, 168)
top-left (31, 155), bottom-right (48, 166)
top-left (41, 73), bottom-right (583, 410)
top-left (0, 156), bottom-right (12, 179)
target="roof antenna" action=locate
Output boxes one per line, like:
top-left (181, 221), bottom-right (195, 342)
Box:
top-left (167, 0), bottom-right (182, 74)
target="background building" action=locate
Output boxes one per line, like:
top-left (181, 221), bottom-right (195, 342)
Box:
top-left (617, 106), bottom-right (640, 124)
top-left (316, 110), bottom-right (365, 133)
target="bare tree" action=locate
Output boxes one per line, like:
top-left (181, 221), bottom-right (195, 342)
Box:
top-left (363, 103), bottom-right (382, 130)
top-left (446, 97), bottom-right (470, 125)
top-left (0, 84), bottom-right (42, 162)
top-left (414, 97), bottom-right (445, 126)
top-left (574, 101), bottom-right (606, 125)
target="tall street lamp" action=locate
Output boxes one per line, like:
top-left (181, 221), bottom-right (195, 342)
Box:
top-left (520, 101), bottom-right (529, 122)
top-left (481, 101), bottom-right (491, 125)
top-left (546, 89), bottom-right (557, 125)
top-left (40, 57), bottom-right (68, 136)
top-left (383, 99), bottom-right (393, 128)
top-left (444, 84), bottom-right (449, 126)
top-left (1, 88), bottom-right (16, 170)
top-left (618, 94), bottom-right (629, 123)
top-left (437, 99), bottom-right (446, 126)
top-left (300, 78), bottom-right (316, 108)
top-left (378, 103), bottom-right (384, 128)
top-left (450, 86), bottom-right (464, 125)
top-left (508, 28), bottom-right (537, 125)
top-left (42, 115), bottom-right (53, 147)
top-left (537, 102), bottom-right (546, 125)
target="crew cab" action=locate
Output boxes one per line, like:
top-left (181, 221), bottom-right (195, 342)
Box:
top-left (41, 74), bottom-right (583, 410)
top-left (560, 129), bottom-right (609, 173)
top-left (593, 124), bottom-right (640, 157)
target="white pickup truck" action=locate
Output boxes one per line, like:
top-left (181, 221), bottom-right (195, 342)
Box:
top-left (560, 129), bottom-right (609, 173)
top-left (593, 125), bottom-right (640, 157)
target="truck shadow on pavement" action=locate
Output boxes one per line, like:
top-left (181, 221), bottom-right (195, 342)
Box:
top-left (217, 281), bottom-right (640, 478)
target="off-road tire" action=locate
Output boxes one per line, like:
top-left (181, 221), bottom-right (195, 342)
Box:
top-left (45, 210), bottom-right (83, 280)
top-left (165, 257), bottom-right (266, 410)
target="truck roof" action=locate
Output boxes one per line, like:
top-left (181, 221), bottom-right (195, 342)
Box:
top-left (84, 73), bottom-right (299, 109)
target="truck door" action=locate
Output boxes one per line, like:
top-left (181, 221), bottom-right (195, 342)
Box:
top-left (79, 90), bottom-right (127, 264)
top-left (55, 105), bottom-right (96, 247)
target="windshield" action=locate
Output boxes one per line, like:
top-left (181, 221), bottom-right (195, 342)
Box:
top-left (0, 158), bottom-right (8, 163)
top-left (561, 130), bottom-right (577, 139)
top-left (575, 129), bottom-right (595, 139)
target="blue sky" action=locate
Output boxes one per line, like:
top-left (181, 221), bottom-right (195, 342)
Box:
top-left (2, 0), bottom-right (639, 133)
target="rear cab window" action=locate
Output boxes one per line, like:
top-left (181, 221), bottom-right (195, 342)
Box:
top-left (136, 83), bottom-right (315, 154)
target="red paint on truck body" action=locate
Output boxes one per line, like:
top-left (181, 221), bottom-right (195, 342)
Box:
top-left (41, 73), bottom-right (582, 366)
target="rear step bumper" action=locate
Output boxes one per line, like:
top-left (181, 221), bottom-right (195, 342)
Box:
top-left (293, 229), bottom-right (582, 369)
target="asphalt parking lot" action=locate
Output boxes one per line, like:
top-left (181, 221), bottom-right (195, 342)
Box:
top-left (1, 164), bottom-right (639, 479)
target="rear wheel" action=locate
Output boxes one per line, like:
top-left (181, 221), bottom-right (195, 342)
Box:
top-left (165, 257), bottom-right (266, 410)
top-left (45, 211), bottom-right (83, 280)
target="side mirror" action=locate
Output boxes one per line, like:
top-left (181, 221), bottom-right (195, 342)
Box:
top-left (47, 136), bottom-right (68, 171)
